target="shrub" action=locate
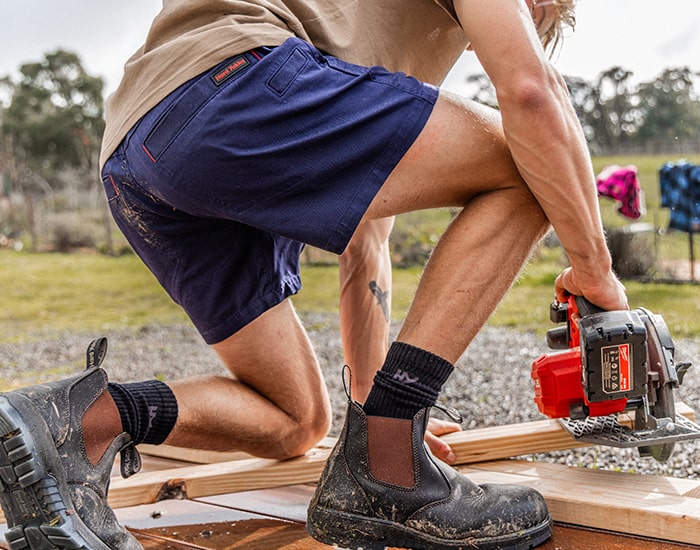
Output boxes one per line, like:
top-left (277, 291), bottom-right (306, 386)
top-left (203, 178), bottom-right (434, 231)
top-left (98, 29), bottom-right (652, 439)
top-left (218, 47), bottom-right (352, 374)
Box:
top-left (48, 212), bottom-right (99, 251)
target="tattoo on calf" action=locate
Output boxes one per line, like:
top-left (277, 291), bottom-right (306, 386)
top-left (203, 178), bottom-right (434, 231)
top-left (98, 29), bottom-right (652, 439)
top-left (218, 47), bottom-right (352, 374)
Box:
top-left (369, 280), bottom-right (390, 323)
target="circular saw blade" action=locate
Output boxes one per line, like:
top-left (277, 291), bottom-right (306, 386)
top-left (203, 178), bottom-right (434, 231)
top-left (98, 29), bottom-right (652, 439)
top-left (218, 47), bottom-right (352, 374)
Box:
top-left (636, 308), bottom-right (676, 461)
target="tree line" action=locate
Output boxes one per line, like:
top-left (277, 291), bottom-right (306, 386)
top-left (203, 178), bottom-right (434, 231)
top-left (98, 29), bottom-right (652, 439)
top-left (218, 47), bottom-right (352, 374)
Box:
top-left (468, 65), bottom-right (700, 156)
top-left (0, 50), bottom-right (106, 251)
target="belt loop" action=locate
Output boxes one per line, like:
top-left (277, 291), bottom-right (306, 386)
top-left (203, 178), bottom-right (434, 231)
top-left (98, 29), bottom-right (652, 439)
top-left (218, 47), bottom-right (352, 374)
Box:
top-left (253, 46), bottom-right (275, 58)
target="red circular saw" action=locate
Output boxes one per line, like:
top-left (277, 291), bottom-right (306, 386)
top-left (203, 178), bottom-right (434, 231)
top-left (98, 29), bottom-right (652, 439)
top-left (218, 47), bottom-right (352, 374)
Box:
top-left (531, 295), bottom-right (700, 462)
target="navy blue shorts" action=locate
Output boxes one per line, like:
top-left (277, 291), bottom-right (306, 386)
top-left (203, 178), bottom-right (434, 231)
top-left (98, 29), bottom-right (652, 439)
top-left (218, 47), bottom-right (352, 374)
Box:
top-left (102, 37), bottom-right (438, 344)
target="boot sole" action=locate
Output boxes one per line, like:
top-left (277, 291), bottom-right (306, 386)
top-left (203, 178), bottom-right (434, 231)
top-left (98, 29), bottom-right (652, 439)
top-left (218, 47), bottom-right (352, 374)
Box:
top-left (307, 504), bottom-right (553, 550)
top-left (0, 395), bottom-right (113, 550)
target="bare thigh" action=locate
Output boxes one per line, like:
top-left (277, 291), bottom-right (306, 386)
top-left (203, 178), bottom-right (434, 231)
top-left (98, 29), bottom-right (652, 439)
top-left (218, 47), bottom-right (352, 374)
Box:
top-left (211, 299), bottom-right (331, 422)
top-left (167, 299), bottom-right (332, 458)
top-left (364, 91), bottom-right (525, 219)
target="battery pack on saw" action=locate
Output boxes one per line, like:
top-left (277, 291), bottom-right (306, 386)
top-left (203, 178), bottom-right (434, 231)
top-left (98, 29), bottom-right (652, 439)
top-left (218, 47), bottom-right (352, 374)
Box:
top-left (579, 309), bottom-right (648, 403)
top-left (532, 309), bottom-right (648, 419)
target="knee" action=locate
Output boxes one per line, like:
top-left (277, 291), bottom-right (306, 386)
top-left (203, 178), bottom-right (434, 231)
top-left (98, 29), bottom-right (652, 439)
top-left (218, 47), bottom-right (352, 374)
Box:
top-left (268, 399), bottom-right (332, 460)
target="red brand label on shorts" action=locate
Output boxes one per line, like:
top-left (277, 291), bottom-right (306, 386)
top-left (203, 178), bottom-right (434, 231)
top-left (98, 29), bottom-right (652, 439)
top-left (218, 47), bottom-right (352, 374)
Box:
top-left (210, 56), bottom-right (250, 86)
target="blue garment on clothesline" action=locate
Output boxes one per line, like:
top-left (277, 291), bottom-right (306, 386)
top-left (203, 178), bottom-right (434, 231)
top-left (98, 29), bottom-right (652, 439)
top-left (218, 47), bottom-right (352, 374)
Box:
top-left (659, 161), bottom-right (700, 233)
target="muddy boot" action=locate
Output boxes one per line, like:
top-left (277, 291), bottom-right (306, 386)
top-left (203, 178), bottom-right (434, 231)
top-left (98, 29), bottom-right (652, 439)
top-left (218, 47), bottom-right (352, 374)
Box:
top-left (0, 338), bottom-right (143, 550)
top-left (307, 397), bottom-right (552, 550)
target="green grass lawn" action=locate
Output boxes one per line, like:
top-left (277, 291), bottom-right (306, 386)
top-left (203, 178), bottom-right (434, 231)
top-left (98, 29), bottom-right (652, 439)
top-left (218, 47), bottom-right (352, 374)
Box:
top-left (2, 244), bottom-right (699, 344)
top-left (0, 251), bottom-right (190, 342)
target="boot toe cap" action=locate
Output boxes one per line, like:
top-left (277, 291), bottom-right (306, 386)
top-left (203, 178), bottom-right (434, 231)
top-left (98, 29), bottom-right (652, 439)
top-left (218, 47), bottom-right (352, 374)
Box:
top-left (406, 480), bottom-right (550, 542)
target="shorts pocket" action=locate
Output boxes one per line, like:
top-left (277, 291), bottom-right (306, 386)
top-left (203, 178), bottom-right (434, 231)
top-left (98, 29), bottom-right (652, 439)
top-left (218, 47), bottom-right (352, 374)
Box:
top-left (266, 47), bottom-right (309, 96)
top-left (141, 81), bottom-right (205, 163)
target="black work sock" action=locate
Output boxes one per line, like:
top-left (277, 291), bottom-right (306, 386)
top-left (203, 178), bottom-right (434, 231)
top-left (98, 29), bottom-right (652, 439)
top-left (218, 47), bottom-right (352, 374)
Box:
top-left (107, 380), bottom-right (178, 445)
top-left (363, 341), bottom-right (454, 419)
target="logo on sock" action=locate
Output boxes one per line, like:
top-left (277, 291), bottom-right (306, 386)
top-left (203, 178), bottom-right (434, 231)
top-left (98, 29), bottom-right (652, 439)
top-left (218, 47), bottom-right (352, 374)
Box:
top-left (147, 406), bottom-right (158, 431)
top-left (393, 369), bottom-right (419, 384)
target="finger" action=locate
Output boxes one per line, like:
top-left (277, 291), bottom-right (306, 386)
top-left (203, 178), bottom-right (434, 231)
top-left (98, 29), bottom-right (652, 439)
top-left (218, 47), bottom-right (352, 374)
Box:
top-left (426, 417), bottom-right (462, 437)
top-left (425, 431), bottom-right (457, 464)
top-left (554, 268), bottom-right (575, 303)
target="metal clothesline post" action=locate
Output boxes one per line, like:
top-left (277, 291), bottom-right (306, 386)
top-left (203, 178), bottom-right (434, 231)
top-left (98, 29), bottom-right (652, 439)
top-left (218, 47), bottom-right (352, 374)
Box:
top-left (690, 231), bottom-right (696, 282)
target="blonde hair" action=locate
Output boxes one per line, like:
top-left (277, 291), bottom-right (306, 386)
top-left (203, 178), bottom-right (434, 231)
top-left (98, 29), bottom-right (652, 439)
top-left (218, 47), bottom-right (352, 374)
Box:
top-left (537, 0), bottom-right (577, 56)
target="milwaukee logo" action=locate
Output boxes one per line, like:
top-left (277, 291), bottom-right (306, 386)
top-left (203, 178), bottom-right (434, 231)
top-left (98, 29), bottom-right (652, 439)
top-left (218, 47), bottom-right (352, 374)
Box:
top-left (601, 343), bottom-right (632, 393)
top-left (393, 369), bottom-right (419, 384)
top-left (210, 56), bottom-right (250, 86)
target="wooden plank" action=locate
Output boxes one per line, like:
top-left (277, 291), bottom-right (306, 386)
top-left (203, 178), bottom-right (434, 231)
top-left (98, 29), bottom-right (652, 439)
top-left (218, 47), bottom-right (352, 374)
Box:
top-left (108, 418), bottom-right (584, 512)
top-left (542, 523), bottom-right (696, 550)
top-left (138, 403), bottom-right (695, 466)
top-left (108, 446), bottom-right (332, 509)
top-left (137, 420), bottom-right (587, 466)
top-left (129, 520), bottom-right (698, 549)
top-left (111, 403), bottom-right (697, 509)
top-left (138, 437), bottom-right (337, 465)
top-left (136, 418), bottom-right (586, 476)
top-left (442, 401), bottom-right (695, 464)
top-left (111, 419), bottom-right (585, 509)
top-left (137, 445), bottom-right (253, 465)
top-left (461, 460), bottom-right (700, 546)
top-left (120, 460), bottom-right (700, 547)
top-left (130, 519), bottom-right (330, 549)
top-left (441, 418), bottom-right (589, 461)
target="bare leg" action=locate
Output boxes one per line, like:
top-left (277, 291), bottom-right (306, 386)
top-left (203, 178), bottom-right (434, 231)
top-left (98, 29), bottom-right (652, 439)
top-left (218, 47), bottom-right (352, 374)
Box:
top-left (164, 299), bottom-right (332, 460)
top-left (308, 92), bottom-right (553, 549)
top-left (339, 217), bottom-right (462, 462)
top-left (397, 188), bottom-right (547, 361)
top-left (338, 217), bottom-right (394, 402)
top-left (364, 92), bottom-right (550, 361)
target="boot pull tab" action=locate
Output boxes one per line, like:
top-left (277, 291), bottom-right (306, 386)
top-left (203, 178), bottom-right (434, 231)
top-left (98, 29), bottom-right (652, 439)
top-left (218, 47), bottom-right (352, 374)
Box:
top-left (85, 337), bottom-right (109, 370)
top-left (341, 365), bottom-right (354, 402)
top-left (119, 442), bottom-right (142, 478)
top-left (433, 402), bottom-right (463, 425)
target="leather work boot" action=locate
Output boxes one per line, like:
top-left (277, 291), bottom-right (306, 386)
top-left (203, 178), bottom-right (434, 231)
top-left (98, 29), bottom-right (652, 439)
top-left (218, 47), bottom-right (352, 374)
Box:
top-left (307, 397), bottom-right (552, 550)
top-left (0, 338), bottom-right (143, 550)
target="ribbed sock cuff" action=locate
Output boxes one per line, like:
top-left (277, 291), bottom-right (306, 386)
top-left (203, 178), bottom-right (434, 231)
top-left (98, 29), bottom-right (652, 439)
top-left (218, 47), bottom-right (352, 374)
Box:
top-left (108, 380), bottom-right (178, 445)
top-left (363, 342), bottom-right (454, 419)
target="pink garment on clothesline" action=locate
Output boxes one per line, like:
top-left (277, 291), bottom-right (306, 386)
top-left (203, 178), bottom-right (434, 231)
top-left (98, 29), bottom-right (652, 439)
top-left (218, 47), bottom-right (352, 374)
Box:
top-left (596, 165), bottom-right (644, 220)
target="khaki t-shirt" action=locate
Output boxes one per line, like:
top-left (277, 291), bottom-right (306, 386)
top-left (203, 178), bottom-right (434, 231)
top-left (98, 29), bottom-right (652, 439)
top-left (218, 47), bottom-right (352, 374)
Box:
top-left (100, 0), bottom-right (468, 168)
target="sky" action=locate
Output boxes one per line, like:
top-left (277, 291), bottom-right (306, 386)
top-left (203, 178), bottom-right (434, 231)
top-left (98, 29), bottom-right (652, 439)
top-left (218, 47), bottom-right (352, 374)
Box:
top-left (1, 0), bottom-right (699, 97)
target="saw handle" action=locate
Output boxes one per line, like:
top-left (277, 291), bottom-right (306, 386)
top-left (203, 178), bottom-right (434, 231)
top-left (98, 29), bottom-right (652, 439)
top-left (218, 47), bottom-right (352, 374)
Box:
top-left (572, 295), bottom-right (606, 318)
top-left (547, 295), bottom-right (608, 350)
top-left (562, 295), bottom-right (606, 350)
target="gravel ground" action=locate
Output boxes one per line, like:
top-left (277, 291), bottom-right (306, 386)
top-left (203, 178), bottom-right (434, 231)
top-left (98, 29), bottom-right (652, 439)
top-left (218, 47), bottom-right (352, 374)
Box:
top-left (1, 312), bottom-right (699, 478)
